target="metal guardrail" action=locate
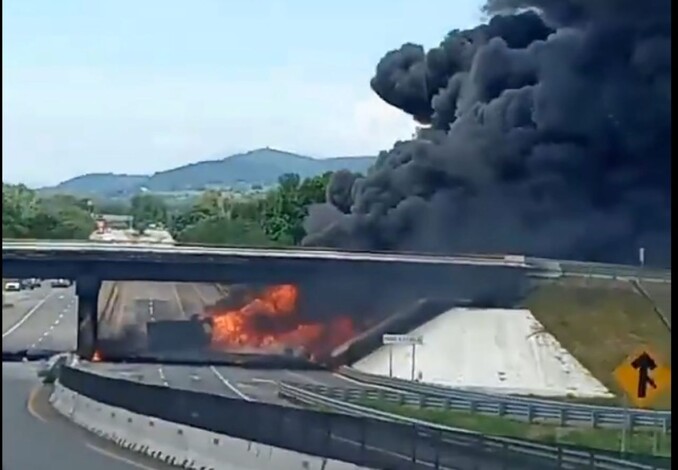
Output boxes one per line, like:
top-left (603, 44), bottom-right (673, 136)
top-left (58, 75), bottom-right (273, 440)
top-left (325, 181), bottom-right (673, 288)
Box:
top-left (337, 368), bottom-right (671, 433)
top-left (279, 382), bottom-right (668, 469)
top-left (62, 365), bottom-right (651, 470)
top-left (526, 257), bottom-right (671, 283)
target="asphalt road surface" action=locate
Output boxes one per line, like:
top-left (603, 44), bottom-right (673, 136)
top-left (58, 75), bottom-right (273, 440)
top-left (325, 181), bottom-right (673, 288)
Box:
top-left (2, 362), bottom-right (178, 470)
top-left (3, 281), bottom-right (530, 469)
top-left (2, 282), bottom-right (78, 352)
top-left (95, 281), bottom-right (362, 404)
top-left (0, 281), bottom-right (359, 470)
top-left (2, 280), bottom-right (364, 402)
top-left (2, 284), bottom-right (174, 469)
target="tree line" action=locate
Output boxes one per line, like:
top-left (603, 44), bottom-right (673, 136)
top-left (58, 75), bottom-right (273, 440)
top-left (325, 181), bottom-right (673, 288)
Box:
top-left (2, 172), bottom-right (334, 247)
top-left (3, 184), bottom-right (95, 239)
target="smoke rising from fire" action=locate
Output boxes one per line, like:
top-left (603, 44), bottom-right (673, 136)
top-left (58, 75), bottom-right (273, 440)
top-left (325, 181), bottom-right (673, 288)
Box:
top-left (303, 1), bottom-right (671, 267)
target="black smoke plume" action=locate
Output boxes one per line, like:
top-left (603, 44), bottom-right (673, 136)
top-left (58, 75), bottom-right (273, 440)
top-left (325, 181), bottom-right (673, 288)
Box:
top-left (303, 0), bottom-right (671, 267)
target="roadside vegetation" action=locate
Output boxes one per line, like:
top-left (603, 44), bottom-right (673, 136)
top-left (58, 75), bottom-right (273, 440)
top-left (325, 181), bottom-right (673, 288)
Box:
top-left (522, 277), bottom-right (672, 410)
top-left (2, 171), bottom-right (332, 247)
top-left (359, 399), bottom-right (671, 458)
top-left (3, 184), bottom-right (95, 239)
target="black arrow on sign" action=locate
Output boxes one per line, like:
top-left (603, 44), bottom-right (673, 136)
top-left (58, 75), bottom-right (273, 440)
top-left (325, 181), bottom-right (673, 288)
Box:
top-left (631, 352), bottom-right (657, 398)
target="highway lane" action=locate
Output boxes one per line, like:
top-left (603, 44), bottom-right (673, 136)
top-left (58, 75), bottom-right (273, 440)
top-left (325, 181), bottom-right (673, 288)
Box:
top-left (3, 284), bottom-right (51, 331)
top-left (96, 281), bottom-right (363, 404)
top-left (2, 283), bottom-right (77, 352)
top-left (99, 281), bottom-right (254, 400)
top-left (2, 362), bottom-right (175, 470)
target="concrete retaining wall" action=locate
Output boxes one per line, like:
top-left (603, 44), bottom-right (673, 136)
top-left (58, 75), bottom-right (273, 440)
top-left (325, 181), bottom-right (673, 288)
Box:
top-left (49, 380), bottom-right (373, 470)
top-left (97, 282), bottom-right (119, 324)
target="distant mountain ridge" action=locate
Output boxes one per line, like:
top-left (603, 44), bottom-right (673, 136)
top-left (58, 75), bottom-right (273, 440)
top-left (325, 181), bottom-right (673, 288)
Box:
top-left (40, 148), bottom-right (376, 198)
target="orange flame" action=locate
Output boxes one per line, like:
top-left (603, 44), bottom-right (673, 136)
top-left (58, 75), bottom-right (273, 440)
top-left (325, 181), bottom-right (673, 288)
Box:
top-left (92, 350), bottom-right (103, 362)
top-left (207, 284), bottom-right (355, 360)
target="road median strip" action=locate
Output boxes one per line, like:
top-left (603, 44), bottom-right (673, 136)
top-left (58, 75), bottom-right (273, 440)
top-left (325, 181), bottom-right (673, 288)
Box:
top-left (50, 365), bottom-right (371, 470)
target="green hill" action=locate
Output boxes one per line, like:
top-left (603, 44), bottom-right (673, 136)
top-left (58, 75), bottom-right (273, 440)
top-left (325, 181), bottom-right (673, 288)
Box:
top-left (144, 148), bottom-right (374, 191)
top-left (41, 148), bottom-right (375, 198)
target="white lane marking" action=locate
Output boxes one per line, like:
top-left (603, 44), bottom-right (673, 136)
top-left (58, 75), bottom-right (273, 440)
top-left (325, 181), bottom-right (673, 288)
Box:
top-left (286, 370), bottom-right (324, 385)
top-left (158, 367), bottom-right (169, 386)
top-left (250, 378), bottom-right (276, 384)
top-left (190, 283), bottom-right (212, 306)
top-left (2, 291), bottom-right (57, 338)
top-left (209, 366), bottom-right (252, 401)
top-left (85, 443), bottom-right (161, 470)
top-left (331, 372), bottom-right (376, 388)
top-left (171, 285), bottom-right (189, 319)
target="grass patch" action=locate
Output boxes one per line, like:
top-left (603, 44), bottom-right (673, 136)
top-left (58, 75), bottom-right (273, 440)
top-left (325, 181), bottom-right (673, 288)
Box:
top-left (638, 281), bottom-right (672, 326)
top-left (359, 399), bottom-right (672, 457)
top-left (521, 278), bottom-right (672, 410)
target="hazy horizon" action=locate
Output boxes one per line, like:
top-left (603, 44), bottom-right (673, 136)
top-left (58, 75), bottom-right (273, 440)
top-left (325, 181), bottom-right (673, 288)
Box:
top-left (6, 147), bottom-right (378, 189)
top-left (3, 0), bottom-right (483, 187)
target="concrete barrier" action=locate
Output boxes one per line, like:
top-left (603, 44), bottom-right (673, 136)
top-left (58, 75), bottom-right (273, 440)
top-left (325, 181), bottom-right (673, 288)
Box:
top-left (49, 380), bottom-right (374, 470)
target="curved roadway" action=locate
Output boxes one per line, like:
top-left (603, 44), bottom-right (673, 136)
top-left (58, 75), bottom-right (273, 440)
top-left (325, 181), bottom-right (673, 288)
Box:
top-left (2, 281), bottom-right (363, 470)
top-left (2, 283), bottom-right (77, 352)
top-left (93, 281), bottom-right (361, 403)
top-left (2, 283), bottom-right (176, 470)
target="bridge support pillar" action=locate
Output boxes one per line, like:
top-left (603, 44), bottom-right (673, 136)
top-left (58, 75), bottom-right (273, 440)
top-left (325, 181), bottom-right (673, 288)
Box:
top-left (75, 275), bottom-right (102, 360)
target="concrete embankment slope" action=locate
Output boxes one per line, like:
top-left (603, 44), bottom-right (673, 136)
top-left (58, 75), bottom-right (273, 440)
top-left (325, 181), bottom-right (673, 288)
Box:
top-left (97, 281), bottom-right (120, 324)
top-left (353, 277), bottom-right (671, 408)
top-left (353, 307), bottom-right (612, 398)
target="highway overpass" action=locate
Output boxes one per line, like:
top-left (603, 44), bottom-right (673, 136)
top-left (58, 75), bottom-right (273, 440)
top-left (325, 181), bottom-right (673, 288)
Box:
top-left (1, 240), bottom-right (532, 282)
top-left (3, 240), bottom-right (540, 360)
top-left (2, 252), bottom-right (671, 469)
top-left (2, 240), bottom-right (670, 360)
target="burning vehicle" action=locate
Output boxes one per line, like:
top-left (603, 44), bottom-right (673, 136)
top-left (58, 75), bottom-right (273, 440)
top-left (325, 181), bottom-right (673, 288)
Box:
top-left (145, 284), bottom-right (356, 363)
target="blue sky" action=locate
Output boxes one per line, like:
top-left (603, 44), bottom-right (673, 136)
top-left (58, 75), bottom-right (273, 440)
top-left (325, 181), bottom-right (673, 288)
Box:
top-left (3, 0), bottom-right (483, 187)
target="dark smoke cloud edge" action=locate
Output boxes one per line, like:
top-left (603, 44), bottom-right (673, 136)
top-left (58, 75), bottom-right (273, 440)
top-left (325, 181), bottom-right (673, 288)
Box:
top-left (303, 0), bottom-right (671, 267)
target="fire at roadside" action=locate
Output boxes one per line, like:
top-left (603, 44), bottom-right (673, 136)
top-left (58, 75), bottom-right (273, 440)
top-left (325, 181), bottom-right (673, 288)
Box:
top-left (97, 265), bottom-right (530, 364)
top-left (197, 284), bottom-right (357, 362)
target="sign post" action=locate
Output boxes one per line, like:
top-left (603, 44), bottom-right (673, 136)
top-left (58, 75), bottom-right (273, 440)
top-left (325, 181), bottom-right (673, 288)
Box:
top-left (382, 334), bottom-right (424, 381)
top-left (411, 343), bottom-right (416, 381)
top-left (388, 346), bottom-right (393, 378)
top-left (613, 346), bottom-right (671, 454)
top-left (639, 247), bottom-right (645, 266)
